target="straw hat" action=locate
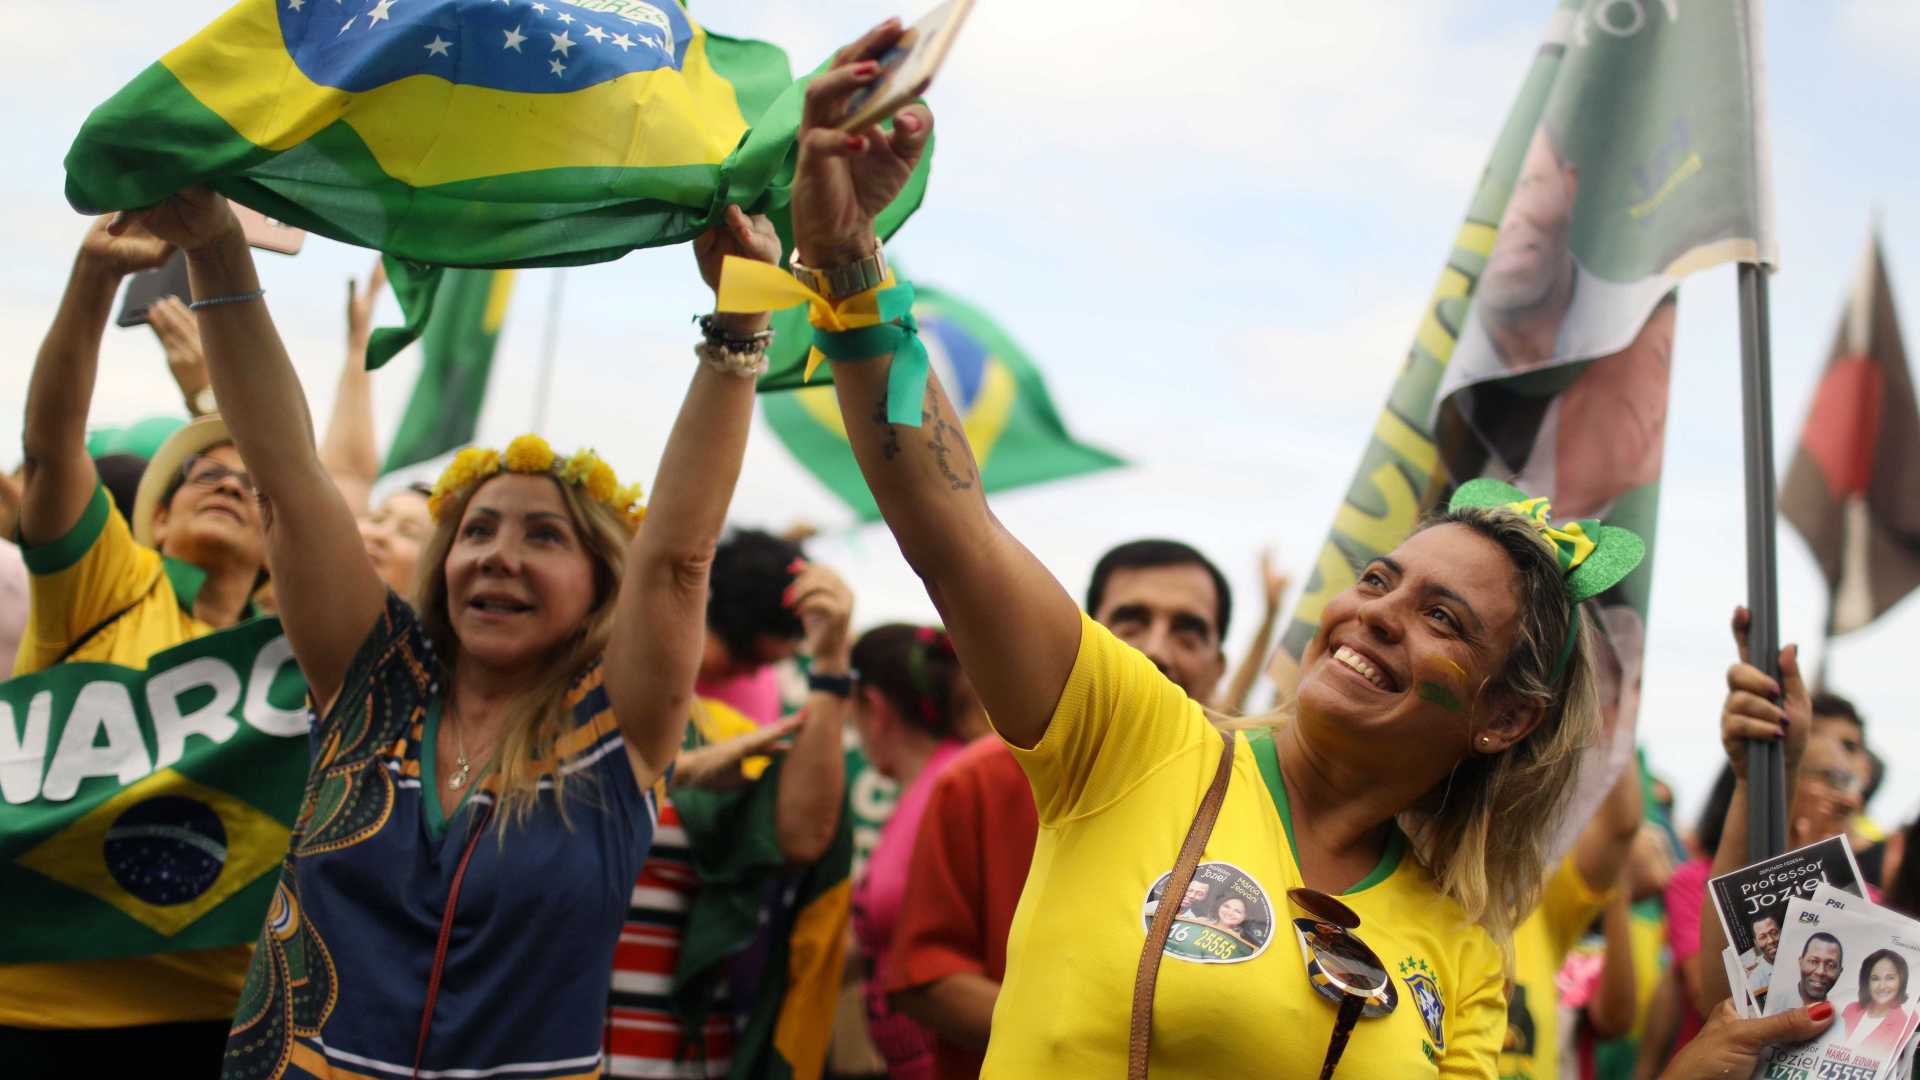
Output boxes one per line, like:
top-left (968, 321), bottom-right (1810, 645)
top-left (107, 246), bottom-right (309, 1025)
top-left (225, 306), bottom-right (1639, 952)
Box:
top-left (131, 414), bottom-right (234, 548)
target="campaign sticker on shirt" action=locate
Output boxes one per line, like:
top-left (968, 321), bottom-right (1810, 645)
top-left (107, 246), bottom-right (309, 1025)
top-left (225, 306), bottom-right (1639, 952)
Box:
top-left (1141, 862), bottom-right (1274, 964)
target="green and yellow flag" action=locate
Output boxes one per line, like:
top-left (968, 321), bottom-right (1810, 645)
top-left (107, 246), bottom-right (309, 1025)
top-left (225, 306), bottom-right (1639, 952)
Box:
top-left (1278, 0), bottom-right (1773, 862)
top-left (382, 267), bottom-right (516, 473)
top-left (64, 0), bottom-right (933, 365)
top-left (760, 283), bottom-right (1123, 519)
top-left (0, 618), bottom-right (309, 963)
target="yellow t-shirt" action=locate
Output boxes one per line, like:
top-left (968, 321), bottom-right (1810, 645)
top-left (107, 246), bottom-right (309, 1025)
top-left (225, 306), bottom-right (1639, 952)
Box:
top-left (3, 484), bottom-right (252, 1028)
top-left (1500, 858), bottom-right (1610, 1080)
top-left (983, 614), bottom-right (1508, 1078)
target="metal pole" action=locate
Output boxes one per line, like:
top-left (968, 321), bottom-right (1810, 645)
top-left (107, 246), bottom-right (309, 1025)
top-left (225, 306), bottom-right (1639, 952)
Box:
top-left (531, 270), bottom-right (566, 433)
top-left (1738, 262), bottom-right (1788, 859)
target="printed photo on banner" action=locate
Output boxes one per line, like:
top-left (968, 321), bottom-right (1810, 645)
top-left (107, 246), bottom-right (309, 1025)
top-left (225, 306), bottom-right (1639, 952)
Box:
top-left (1140, 862), bottom-right (1273, 964)
top-left (1755, 894), bottom-right (1920, 1080)
top-left (1709, 835), bottom-right (1867, 1017)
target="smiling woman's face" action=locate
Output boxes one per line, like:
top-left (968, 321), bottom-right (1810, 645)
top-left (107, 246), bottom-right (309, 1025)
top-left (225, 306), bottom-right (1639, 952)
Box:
top-left (1295, 524), bottom-right (1527, 771)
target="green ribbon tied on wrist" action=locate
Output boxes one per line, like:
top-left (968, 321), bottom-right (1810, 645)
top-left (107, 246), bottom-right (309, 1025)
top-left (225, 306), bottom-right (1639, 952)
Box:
top-left (812, 281), bottom-right (930, 427)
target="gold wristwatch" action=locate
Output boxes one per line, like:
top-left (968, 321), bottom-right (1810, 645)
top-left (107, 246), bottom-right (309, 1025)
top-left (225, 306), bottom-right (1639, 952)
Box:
top-left (789, 244), bottom-right (888, 302)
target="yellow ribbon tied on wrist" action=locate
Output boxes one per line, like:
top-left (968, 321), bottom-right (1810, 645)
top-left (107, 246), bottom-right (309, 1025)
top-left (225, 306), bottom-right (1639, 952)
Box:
top-left (716, 255), bottom-right (901, 384)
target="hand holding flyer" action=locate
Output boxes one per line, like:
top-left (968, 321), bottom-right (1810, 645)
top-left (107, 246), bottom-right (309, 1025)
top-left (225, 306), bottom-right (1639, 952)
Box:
top-left (1711, 835), bottom-right (1868, 1017)
top-left (1749, 895), bottom-right (1920, 1080)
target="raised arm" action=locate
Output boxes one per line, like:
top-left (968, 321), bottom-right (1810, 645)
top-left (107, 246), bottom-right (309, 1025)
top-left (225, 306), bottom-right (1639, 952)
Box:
top-left (774, 561), bottom-right (853, 862)
top-left (795, 23), bottom-right (1081, 749)
top-left (111, 190), bottom-right (384, 708)
top-left (1219, 549), bottom-right (1288, 712)
top-left (1573, 765), bottom-right (1645, 896)
top-left (316, 260), bottom-right (387, 516)
top-left (20, 219), bottom-right (174, 547)
top-left (604, 207), bottom-right (776, 780)
top-left (1695, 606), bottom-right (1810, 1015)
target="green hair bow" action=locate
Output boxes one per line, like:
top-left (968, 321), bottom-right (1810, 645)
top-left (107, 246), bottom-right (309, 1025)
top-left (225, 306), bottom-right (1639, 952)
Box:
top-left (1447, 478), bottom-right (1647, 679)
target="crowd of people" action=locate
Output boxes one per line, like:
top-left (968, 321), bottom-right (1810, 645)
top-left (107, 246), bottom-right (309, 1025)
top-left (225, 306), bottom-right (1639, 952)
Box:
top-left (4, 19), bottom-right (1917, 1080)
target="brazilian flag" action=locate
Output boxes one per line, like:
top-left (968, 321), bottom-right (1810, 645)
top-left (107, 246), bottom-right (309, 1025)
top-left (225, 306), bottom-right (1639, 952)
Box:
top-left (63, 0), bottom-right (933, 364)
top-left (382, 267), bottom-right (515, 473)
top-left (0, 618), bottom-right (309, 963)
top-left (760, 283), bottom-right (1125, 519)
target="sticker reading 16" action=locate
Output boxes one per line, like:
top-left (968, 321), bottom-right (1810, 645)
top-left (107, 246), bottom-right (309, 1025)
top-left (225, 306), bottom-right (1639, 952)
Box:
top-left (1140, 861), bottom-right (1275, 965)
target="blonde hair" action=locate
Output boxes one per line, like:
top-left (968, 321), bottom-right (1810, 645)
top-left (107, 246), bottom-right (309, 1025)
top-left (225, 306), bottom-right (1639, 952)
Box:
top-left (413, 472), bottom-right (635, 835)
top-left (1230, 504), bottom-right (1601, 946)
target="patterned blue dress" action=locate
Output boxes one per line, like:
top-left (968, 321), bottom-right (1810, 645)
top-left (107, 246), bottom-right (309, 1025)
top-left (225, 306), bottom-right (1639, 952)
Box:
top-left (224, 593), bottom-right (659, 1079)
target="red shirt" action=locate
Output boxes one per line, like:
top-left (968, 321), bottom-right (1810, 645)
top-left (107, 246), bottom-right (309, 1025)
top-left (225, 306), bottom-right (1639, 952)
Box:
top-left (881, 736), bottom-right (1039, 1080)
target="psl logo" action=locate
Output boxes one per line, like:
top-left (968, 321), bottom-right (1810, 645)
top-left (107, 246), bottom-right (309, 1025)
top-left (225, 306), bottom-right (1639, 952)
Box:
top-left (1399, 956), bottom-right (1446, 1052)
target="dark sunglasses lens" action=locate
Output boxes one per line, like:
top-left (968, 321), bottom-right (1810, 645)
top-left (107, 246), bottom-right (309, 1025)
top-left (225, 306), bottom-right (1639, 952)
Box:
top-left (1288, 887), bottom-right (1362, 930)
top-left (1296, 918), bottom-right (1388, 998)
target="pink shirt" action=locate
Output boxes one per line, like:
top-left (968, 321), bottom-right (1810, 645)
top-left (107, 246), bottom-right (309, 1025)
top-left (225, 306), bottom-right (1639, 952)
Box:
top-left (853, 740), bottom-right (967, 1080)
top-left (694, 664), bottom-right (782, 727)
top-left (1664, 857), bottom-right (1712, 1055)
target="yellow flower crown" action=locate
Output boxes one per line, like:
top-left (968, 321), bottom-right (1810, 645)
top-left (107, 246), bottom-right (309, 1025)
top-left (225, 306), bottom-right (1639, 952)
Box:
top-left (427, 435), bottom-right (646, 532)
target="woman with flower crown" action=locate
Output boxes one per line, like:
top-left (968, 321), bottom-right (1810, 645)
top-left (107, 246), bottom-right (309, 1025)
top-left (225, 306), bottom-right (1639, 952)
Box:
top-left (104, 186), bottom-right (785, 1080)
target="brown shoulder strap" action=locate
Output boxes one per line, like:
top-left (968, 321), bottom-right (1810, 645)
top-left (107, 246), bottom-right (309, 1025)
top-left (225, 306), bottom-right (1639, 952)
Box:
top-left (1128, 730), bottom-right (1235, 1080)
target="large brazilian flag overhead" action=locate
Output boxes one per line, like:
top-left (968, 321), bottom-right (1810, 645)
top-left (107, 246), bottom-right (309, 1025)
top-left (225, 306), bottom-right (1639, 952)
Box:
top-left (64, 0), bottom-right (932, 363)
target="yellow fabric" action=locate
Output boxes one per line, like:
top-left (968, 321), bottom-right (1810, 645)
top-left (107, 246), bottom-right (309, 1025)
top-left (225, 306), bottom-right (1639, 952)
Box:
top-left (163, 0), bottom-right (752, 186)
top-left (4, 487), bottom-right (250, 1027)
top-left (983, 613), bottom-right (1508, 1078)
top-left (14, 488), bottom-right (215, 675)
top-left (1501, 859), bottom-right (1610, 1080)
top-left (773, 877), bottom-right (852, 1077)
top-left (1503, 496), bottom-right (1597, 570)
top-left (714, 256), bottom-right (900, 382)
top-left (691, 695), bottom-right (770, 781)
top-left (1625, 907), bottom-right (1666, 1042)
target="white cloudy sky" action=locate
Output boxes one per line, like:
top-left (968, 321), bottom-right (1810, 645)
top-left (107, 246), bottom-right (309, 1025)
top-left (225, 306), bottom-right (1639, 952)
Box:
top-left (5, 1), bottom-right (1920, 832)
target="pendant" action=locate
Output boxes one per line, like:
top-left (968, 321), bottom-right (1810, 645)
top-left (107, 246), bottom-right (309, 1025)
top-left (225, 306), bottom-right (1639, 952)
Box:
top-left (448, 763), bottom-right (469, 790)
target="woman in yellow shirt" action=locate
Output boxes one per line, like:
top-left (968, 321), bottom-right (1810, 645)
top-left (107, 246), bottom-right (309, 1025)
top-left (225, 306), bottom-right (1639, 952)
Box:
top-left (767, 24), bottom-right (1643, 1076)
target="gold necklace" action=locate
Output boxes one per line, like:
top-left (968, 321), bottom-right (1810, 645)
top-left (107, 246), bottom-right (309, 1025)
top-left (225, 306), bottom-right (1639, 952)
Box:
top-left (447, 701), bottom-right (473, 791)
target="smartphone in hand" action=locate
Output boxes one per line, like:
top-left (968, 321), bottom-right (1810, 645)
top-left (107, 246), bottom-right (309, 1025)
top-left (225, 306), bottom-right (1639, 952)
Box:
top-left (115, 252), bottom-right (192, 328)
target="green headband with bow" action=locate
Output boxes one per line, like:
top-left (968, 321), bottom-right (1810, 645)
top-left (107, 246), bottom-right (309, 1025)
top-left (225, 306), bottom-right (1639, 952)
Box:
top-left (1447, 478), bottom-right (1647, 680)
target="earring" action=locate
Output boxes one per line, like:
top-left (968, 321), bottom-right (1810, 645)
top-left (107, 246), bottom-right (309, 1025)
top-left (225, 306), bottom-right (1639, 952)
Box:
top-left (1477, 734), bottom-right (1493, 750)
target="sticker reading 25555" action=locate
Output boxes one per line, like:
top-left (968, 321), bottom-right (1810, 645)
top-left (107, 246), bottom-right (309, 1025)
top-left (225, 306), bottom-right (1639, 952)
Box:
top-left (1141, 862), bottom-right (1274, 964)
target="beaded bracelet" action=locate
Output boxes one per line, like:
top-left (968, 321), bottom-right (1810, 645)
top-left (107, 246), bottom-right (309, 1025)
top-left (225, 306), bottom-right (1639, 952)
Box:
top-left (695, 340), bottom-right (770, 379)
top-left (695, 313), bottom-right (775, 354)
top-left (188, 289), bottom-right (266, 311)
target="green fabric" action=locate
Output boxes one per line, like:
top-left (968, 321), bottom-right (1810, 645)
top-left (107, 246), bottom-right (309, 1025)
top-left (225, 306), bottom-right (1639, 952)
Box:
top-left (161, 556), bottom-right (260, 623)
top-left (382, 268), bottom-right (513, 472)
top-left (812, 283), bottom-right (928, 426)
top-left (86, 416), bottom-right (187, 462)
top-left (671, 753), bottom-right (852, 1079)
top-left (0, 616), bottom-right (309, 963)
top-left (420, 698), bottom-right (447, 840)
top-left (1246, 729), bottom-right (1403, 896)
top-left (20, 484), bottom-right (110, 576)
top-left (759, 282), bottom-right (1123, 519)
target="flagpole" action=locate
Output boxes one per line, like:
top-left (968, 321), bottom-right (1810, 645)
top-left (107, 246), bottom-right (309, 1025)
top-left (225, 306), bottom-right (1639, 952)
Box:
top-left (531, 269), bottom-right (566, 433)
top-left (1738, 261), bottom-right (1788, 860)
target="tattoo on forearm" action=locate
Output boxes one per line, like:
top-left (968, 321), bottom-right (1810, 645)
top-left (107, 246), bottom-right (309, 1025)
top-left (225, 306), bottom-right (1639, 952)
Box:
top-left (871, 396), bottom-right (902, 462)
top-left (923, 404), bottom-right (977, 492)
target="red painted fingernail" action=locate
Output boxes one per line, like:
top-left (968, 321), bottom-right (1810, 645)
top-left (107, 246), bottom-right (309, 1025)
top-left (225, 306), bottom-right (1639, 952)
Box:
top-left (781, 586), bottom-right (796, 606)
top-left (846, 135), bottom-right (867, 152)
top-left (855, 60), bottom-right (879, 76)
top-left (788, 558), bottom-right (807, 572)
top-left (1810, 1001), bottom-right (1833, 1022)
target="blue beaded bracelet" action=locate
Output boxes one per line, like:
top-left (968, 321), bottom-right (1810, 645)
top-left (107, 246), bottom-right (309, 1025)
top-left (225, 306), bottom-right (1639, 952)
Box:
top-left (189, 289), bottom-right (266, 311)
